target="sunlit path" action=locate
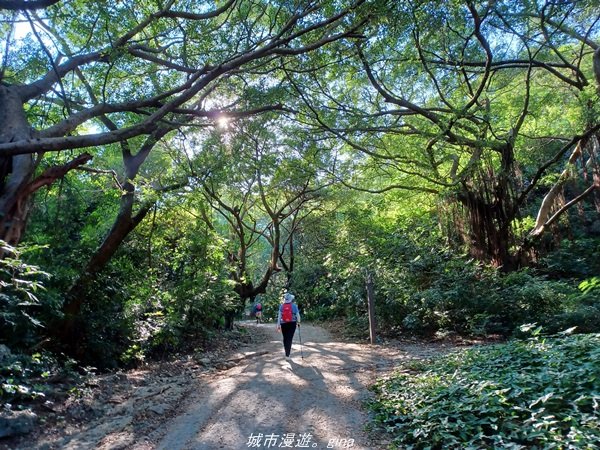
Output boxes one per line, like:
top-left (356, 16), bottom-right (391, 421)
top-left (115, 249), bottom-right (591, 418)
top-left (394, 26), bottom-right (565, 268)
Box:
top-left (156, 322), bottom-right (443, 450)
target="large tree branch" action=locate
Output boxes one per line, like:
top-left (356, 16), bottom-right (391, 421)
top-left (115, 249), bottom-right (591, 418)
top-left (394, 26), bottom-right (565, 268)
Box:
top-left (531, 184), bottom-right (598, 237)
top-left (39, 99), bottom-right (163, 138)
top-left (125, 126), bottom-right (172, 178)
top-left (159, 0), bottom-right (237, 21)
top-left (516, 124), bottom-right (600, 207)
top-left (333, 174), bottom-right (439, 195)
top-left (17, 1), bottom-right (181, 100)
top-left (4, 0), bottom-right (369, 159)
top-left (273, 27), bottom-right (366, 55)
top-left (454, 60), bottom-right (585, 89)
top-left (127, 48), bottom-right (197, 73)
top-left (171, 104), bottom-right (289, 119)
top-left (595, 47), bottom-right (600, 88)
top-left (202, 183), bottom-right (246, 238)
top-left (0, 121), bottom-right (156, 156)
top-left (75, 166), bottom-right (122, 190)
top-left (495, 7), bottom-right (588, 90)
top-left (283, 64), bottom-right (417, 162)
top-left (18, 51), bottom-right (108, 101)
top-left (0, 0), bottom-right (59, 10)
top-left (21, 152), bottom-right (92, 198)
top-left (24, 10), bottom-right (72, 115)
top-left (357, 45), bottom-right (442, 126)
top-left (528, 13), bottom-right (599, 50)
top-left (412, 23), bottom-right (453, 110)
top-left (4, 67), bottom-right (212, 155)
top-left (511, 62), bottom-right (533, 141)
top-left (464, 2), bottom-right (493, 111)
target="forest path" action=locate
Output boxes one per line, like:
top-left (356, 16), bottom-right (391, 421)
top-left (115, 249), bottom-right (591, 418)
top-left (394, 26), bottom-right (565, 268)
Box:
top-left (153, 322), bottom-right (446, 450)
top-left (14, 322), bottom-right (457, 450)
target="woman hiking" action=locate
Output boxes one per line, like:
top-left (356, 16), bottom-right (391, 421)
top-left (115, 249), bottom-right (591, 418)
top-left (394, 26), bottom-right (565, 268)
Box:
top-left (276, 292), bottom-right (301, 358)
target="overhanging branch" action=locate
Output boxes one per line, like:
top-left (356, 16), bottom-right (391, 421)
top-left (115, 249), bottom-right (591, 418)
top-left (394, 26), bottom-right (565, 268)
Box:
top-left (0, 0), bottom-right (60, 10)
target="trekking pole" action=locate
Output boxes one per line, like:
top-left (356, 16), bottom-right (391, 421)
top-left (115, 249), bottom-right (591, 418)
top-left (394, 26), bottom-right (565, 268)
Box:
top-left (298, 324), bottom-right (304, 360)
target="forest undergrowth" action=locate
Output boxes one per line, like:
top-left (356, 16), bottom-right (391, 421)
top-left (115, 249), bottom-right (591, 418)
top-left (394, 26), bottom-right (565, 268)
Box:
top-left (369, 328), bottom-right (600, 449)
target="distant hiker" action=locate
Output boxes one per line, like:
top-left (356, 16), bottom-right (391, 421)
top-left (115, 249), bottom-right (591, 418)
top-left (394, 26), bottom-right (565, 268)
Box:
top-left (276, 292), bottom-right (301, 358)
top-left (254, 300), bottom-right (263, 324)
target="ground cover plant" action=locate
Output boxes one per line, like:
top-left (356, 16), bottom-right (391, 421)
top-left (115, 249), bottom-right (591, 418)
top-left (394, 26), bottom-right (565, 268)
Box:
top-left (369, 329), bottom-right (600, 449)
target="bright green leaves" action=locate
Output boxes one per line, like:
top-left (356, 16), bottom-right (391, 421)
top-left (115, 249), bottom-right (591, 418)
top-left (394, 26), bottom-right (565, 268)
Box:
top-left (0, 240), bottom-right (50, 349)
top-left (370, 333), bottom-right (600, 449)
top-left (579, 277), bottom-right (600, 295)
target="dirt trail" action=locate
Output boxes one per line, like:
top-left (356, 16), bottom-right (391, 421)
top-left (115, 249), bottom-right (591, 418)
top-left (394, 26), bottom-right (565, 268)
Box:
top-left (8, 322), bottom-right (456, 450)
top-left (154, 323), bottom-right (446, 450)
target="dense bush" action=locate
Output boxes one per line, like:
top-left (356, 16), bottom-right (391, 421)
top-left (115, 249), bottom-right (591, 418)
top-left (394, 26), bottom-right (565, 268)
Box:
top-left (539, 238), bottom-right (600, 278)
top-left (80, 219), bottom-right (239, 367)
top-left (399, 266), bottom-right (575, 336)
top-left (369, 331), bottom-right (600, 449)
top-left (19, 187), bottom-right (246, 368)
top-left (296, 225), bottom-right (597, 338)
top-left (0, 241), bottom-right (50, 351)
top-left (293, 199), bottom-right (600, 338)
top-left (1, 351), bottom-right (77, 407)
top-left (544, 277), bottom-right (600, 335)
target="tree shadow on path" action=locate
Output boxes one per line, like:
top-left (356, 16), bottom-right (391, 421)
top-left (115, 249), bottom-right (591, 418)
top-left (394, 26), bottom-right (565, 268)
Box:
top-left (155, 322), bottom-right (454, 450)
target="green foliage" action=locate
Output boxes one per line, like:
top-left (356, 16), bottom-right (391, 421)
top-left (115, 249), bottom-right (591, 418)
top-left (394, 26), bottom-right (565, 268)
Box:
top-left (113, 202), bottom-right (238, 363)
top-left (1, 356), bottom-right (47, 404)
top-left (4, 0), bottom-right (600, 375)
top-left (0, 351), bottom-right (77, 407)
top-left (377, 255), bottom-right (579, 337)
top-left (540, 238), bottom-right (600, 278)
top-left (369, 333), bottom-right (600, 449)
top-left (296, 202), bottom-right (599, 338)
top-left (579, 277), bottom-right (600, 294)
top-left (544, 277), bottom-right (600, 335)
top-left (77, 276), bottom-right (137, 369)
top-left (0, 241), bottom-right (50, 350)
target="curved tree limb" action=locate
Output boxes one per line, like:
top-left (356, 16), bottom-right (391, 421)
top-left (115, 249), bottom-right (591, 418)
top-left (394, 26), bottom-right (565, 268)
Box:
top-left (0, 0), bottom-right (59, 10)
top-left (516, 124), bottom-right (600, 207)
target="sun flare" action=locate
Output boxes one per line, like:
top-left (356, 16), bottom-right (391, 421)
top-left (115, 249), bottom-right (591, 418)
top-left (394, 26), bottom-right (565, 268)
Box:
top-left (216, 115), bottom-right (230, 129)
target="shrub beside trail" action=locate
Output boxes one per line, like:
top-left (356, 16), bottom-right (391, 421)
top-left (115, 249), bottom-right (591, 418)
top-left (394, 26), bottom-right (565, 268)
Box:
top-left (369, 330), bottom-right (600, 449)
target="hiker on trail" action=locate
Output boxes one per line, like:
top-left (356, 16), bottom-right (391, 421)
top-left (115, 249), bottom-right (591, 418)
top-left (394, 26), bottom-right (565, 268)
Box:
top-left (276, 292), bottom-right (301, 358)
top-left (253, 300), bottom-right (263, 324)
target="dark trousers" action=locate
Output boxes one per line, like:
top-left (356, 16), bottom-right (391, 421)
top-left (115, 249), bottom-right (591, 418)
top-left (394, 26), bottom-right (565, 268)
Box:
top-left (281, 322), bottom-right (297, 357)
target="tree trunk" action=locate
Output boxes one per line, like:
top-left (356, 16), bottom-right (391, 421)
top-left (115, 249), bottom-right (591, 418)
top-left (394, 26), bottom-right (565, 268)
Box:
top-left (57, 129), bottom-right (170, 349)
top-left (530, 143), bottom-right (582, 236)
top-left (0, 86), bottom-right (35, 246)
top-left (59, 181), bottom-right (154, 345)
top-left (449, 143), bottom-right (519, 269)
top-left (594, 47), bottom-right (600, 92)
top-left (456, 187), bottom-right (515, 270)
top-left (224, 311), bottom-right (236, 330)
top-left (232, 217), bottom-right (282, 302)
